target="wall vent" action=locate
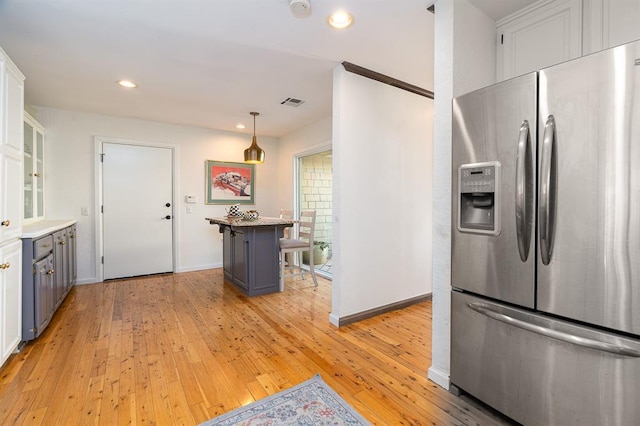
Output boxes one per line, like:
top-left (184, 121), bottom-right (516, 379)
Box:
top-left (280, 97), bottom-right (305, 107)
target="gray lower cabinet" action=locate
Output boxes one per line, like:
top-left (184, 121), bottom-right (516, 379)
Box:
top-left (22, 223), bottom-right (77, 341)
top-left (221, 225), bottom-right (284, 296)
top-left (68, 225), bottom-right (77, 287)
top-left (33, 253), bottom-right (53, 335)
top-left (230, 228), bottom-right (248, 290)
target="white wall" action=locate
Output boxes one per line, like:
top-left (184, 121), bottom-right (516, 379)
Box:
top-left (274, 116), bottom-right (332, 212)
top-left (35, 106), bottom-right (280, 284)
top-left (429, 0), bottom-right (497, 389)
top-left (331, 65), bottom-right (433, 325)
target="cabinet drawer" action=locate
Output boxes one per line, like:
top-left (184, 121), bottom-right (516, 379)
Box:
top-left (33, 235), bottom-right (53, 259)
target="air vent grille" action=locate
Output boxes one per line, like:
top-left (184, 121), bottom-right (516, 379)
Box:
top-left (280, 97), bottom-right (305, 107)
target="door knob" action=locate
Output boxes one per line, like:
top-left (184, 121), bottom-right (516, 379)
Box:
top-left (164, 215), bottom-right (172, 220)
top-left (165, 203), bottom-right (171, 207)
top-left (1, 220), bottom-right (10, 227)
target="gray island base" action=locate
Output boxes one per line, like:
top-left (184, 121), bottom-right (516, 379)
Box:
top-left (206, 217), bottom-right (293, 296)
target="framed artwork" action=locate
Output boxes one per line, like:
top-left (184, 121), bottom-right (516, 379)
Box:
top-left (205, 160), bottom-right (255, 204)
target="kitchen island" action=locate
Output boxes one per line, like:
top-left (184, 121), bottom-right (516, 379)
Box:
top-left (206, 216), bottom-right (293, 296)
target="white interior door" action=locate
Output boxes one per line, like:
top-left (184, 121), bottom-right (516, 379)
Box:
top-left (102, 142), bottom-right (173, 280)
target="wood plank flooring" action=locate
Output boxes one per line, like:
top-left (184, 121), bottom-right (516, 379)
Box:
top-left (0, 269), bottom-right (513, 425)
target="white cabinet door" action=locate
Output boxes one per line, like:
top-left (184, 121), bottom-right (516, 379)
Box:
top-left (497, 0), bottom-right (583, 81)
top-left (603, 0), bottom-right (640, 49)
top-left (0, 239), bottom-right (22, 366)
top-left (0, 150), bottom-right (22, 242)
top-left (0, 48), bottom-right (25, 244)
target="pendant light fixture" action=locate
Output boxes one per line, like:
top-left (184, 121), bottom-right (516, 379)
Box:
top-left (244, 111), bottom-right (265, 164)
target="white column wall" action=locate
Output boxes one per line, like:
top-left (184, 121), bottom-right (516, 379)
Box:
top-left (36, 107), bottom-right (280, 284)
top-left (429, 0), bottom-right (497, 389)
top-left (331, 65), bottom-right (433, 325)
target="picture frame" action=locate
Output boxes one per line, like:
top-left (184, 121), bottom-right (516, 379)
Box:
top-left (205, 160), bottom-right (255, 204)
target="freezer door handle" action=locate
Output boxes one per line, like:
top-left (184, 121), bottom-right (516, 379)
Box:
top-left (539, 115), bottom-right (557, 265)
top-left (467, 302), bottom-right (640, 357)
top-left (515, 120), bottom-right (532, 262)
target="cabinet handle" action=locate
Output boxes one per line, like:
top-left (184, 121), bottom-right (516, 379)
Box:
top-left (1, 220), bottom-right (10, 227)
top-left (0, 262), bottom-right (10, 269)
top-left (47, 269), bottom-right (55, 275)
top-left (33, 173), bottom-right (41, 177)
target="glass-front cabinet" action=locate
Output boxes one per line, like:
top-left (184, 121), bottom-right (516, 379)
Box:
top-left (23, 112), bottom-right (45, 222)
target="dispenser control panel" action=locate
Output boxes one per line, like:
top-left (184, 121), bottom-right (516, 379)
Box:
top-left (460, 166), bottom-right (496, 193)
top-left (458, 161), bottom-right (501, 236)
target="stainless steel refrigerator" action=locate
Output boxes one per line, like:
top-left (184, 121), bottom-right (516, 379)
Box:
top-left (451, 39), bottom-right (640, 425)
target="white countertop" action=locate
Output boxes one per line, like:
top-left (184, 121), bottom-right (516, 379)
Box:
top-left (22, 219), bottom-right (77, 238)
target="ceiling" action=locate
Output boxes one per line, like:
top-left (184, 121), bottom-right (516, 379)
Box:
top-left (0, 0), bottom-right (534, 138)
top-left (467, 0), bottom-right (538, 21)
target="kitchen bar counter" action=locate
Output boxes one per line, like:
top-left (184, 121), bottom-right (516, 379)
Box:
top-left (206, 217), bottom-right (292, 296)
top-left (206, 216), bottom-right (293, 227)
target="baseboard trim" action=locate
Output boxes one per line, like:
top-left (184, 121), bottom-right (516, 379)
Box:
top-left (175, 263), bottom-right (221, 273)
top-left (334, 293), bottom-right (432, 327)
top-left (428, 365), bottom-right (450, 390)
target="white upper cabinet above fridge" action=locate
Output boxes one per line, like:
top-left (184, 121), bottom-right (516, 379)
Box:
top-left (584, 0), bottom-right (640, 53)
top-left (496, 0), bottom-right (583, 81)
top-left (497, 0), bottom-right (640, 81)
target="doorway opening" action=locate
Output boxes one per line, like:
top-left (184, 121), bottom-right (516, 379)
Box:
top-left (296, 149), bottom-right (333, 278)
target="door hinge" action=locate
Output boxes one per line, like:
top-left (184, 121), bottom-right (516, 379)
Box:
top-left (101, 205), bottom-right (104, 213)
top-left (101, 256), bottom-right (104, 264)
top-left (100, 153), bottom-right (105, 162)
top-left (501, 34), bottom-right (504, 45)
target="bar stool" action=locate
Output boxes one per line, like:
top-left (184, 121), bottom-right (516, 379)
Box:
top-left (279, 210), bottom-right (318, 291)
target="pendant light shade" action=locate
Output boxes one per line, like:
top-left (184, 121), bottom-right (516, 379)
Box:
top-left (244, 111), bottom-right (265, 164)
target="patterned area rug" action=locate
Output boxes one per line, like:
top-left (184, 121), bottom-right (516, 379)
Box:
top-left (200, 374), bottom-right (370, 425)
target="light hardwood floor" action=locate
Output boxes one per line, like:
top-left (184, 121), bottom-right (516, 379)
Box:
top-left (0, 269), bottom-right (513, 425)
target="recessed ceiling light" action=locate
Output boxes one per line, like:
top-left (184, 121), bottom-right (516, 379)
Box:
top-left (327, 11), bottom-right (354, 29)
top-left (235, 123), bottom-right (246, 130)
top-left (117, 80), bottom-right (137, 88)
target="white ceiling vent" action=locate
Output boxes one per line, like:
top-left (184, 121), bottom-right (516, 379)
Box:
top-left (280, 97), bottom-right (306, 107)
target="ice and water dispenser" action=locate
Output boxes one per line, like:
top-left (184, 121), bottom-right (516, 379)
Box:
top-left (457, 162), bottom-right (501, 236)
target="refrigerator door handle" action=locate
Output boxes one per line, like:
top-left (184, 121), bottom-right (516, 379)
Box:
top-left (515, 120), bottom-right (531, 262)
top-left (539, 115), bottom-right (557, 265)
top-left (467, 302), bottom-right (640, 357)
